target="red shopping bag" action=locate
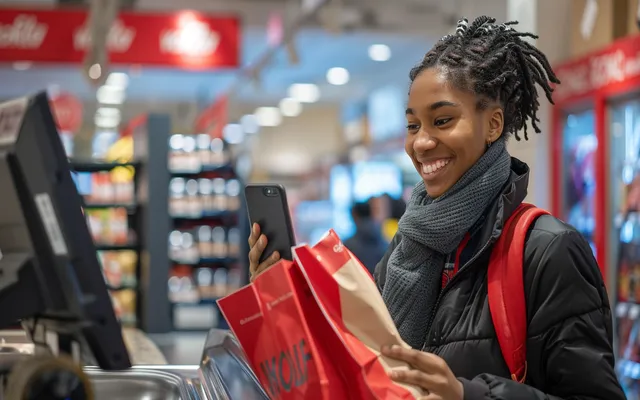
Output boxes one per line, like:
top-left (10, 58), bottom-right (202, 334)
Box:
top-left (218, 259), bottom-right (349, 400)
top-left (293, 230), bottom-right (425, 399)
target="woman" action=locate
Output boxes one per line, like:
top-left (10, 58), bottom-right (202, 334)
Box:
top-left (248, 16), bottom-right (625, 400)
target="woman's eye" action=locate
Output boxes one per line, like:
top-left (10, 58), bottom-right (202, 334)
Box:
top-left (406, 123), bottom-right (420, 131)
top-left (434, 118), bottom-right (452, 127)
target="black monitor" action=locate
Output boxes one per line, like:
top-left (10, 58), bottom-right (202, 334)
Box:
top-left (0, 92), bottom-right (131, 370)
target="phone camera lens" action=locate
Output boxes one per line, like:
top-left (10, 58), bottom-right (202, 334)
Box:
top-left (264, 187), bottom-right (276, 196)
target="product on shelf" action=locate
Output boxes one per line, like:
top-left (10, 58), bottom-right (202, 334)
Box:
top-left (195, 267), bottom-right (215, 298)
top-left (185, 179), bottom-right (201, 217)
top-left (213, 268), bottom-right (228, 297)
top-left (191, 266), bottom-right (242, 300)
top-left (169, 177), bottom-right (187, 216)
top-left (110, 289), bottom-right (137, 325)
top-left (99, 250), bottom-right (137, 288)
top-left (226, 179), bottom-right (241, 211)
top-left (212, 178), bottom-right (227, 211)
top-left (197, 226), bottom-right (213, 259)
top-left (212, 226), bottom-right (228, 258)
top-left (168, 266), bottom-right (200, 303)
top-left (227, 227), bottom-right (240, 257)
top-left (196, 134), bottom-right (211, 165)
top-left (85, 207), bottom-right (131, 245)
top-left (210, 138), bottom-right (228, 166)
top-left (227, 267), bottom-right (242, 292)
top-left (199, 178), bottom-right (214, 213)
top-left (168, 134), bottom-right (230, 172)
top-left (169, 176), bottom-right (238, 217)
top-left (81, 169), bottom-right (135, 204)
top-left (169, 226), bottom-right (238, 263)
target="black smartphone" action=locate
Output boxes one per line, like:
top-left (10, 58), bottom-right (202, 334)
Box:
top-left (245, 184), bottom-right (296, 263)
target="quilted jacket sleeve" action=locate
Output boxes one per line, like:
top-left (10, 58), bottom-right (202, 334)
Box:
top-left (460, 229), bottom-right (625, 400)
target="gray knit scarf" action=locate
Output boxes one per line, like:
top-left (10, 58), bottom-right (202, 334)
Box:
top-left (382, 139), bottom-right (511, 349)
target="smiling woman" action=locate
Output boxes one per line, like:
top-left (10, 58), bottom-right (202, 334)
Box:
top-left (373, 15), bottom-right (626, 400)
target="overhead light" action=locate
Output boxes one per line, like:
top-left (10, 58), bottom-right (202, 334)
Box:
top-left (223, 123), bottom-right (245, 144)
top-left (368, 44), bottom-right (391, 62)
top-left (13, 61), bottom-right (32, 71)
top-left (240, 114), bottom-right (260, 134)
top-left (106, 72), bottom-right (129, 88)
top-left (97, 85), bottom-right (126, 105)
top-left (88, 63), bottom-right (102, 80)
top-left (288, 83), bottom-right (320, 103)
top-left (254, 107), bottom-right (282, 127)
top-left (326, 67), bottom-right (350, 85)
top-left (279, 98), bottom-right (302, 117)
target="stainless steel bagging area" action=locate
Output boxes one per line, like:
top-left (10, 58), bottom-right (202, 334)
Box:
top-left (0, 329), bottom-right (267, 399)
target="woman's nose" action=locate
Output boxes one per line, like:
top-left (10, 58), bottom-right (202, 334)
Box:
top-left (413, 130), bottom-right (437, 152)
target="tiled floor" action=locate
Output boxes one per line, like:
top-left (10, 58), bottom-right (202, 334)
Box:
top-left (148, 332), bottom-right (208, 365)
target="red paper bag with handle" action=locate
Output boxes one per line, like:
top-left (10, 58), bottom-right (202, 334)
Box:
top-left (293, 230), bottom-right (425, 399)
top-left (218, 259), bottom-right (349, 400)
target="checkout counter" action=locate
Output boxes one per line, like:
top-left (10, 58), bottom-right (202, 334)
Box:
top-left (0, 328), bottom-right (268, 399)
top-left (0, 93), bottom-right (268, 398)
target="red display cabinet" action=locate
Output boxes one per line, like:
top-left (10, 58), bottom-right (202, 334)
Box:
top-left (552, 34), bottom-right (640, 392)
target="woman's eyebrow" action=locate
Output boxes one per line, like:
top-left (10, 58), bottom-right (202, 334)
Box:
top-left (405, 101), bottom-right (459, 115)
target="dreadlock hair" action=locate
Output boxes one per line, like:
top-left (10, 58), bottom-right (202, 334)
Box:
top-left (409, 16), bottom-right (560, 141)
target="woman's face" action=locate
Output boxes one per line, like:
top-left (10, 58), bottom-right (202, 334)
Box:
top-left (405, 68), bottom-right (504, 198)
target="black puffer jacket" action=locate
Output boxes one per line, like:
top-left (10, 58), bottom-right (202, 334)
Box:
top-left (374, 159), bottom-right (625, 399)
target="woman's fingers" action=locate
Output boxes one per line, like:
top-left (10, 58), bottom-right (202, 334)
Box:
top-left (382, 345), bottom-right (441, 373)
top-left (248, 223), bottom-right (261, 247)
top-left (248, 234), bottom-right (267, 273)
top-left (251, 251), bottom-right (281, 281)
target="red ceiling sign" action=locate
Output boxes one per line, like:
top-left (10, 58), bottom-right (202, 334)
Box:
top-left (554, 34), bottom-right (640, 105)
top-left (0, 8), bottom-right (240, 69)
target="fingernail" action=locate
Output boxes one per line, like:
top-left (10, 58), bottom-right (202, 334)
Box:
top-left (259, 236), bottom-right (265, 246)
top-left (272, 251), bottom-right (280, 260)
top-left (253, 223), bottom-right (258, 234)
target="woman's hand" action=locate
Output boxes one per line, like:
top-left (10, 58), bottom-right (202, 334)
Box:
top-left (382, 345), bottom-right (463, 400)
top-left (248, 223), bottom-right (280, 281)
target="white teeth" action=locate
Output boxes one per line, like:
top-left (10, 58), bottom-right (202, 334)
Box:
top-left (421, 159), bottom-right (449, 175)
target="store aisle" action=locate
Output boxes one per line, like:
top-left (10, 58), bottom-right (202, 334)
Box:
top-left (148, 332), bottom-right (208, 365)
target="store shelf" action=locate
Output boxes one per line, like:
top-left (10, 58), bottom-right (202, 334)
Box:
top-left (95, 243), bottom-right (140, 251)
top-left (170, 257), bottom-right (238, 266)
top-left (107, 283), bottom-right (138, 291)
top-left (69, 160), bottom-right (141, 172)
top-left (170, 210), bottom-right (238, 220)
top-left (171, 297), bottom-right (220, 306)
top-left (83, 202), bottom-right (139, 212)
top-left (169, 164), bottom-right (234, 175)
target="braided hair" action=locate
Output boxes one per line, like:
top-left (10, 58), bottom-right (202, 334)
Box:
top-left (410, 16), bottom-right (560, 141)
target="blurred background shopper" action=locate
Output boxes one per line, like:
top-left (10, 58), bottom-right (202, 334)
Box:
top-left (343, 201), bottom-right (388, 275)
top-left (249, 16), bottom-right (625, 400)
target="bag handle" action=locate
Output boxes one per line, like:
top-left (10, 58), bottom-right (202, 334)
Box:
top-left (487, 203), bottom-right (549, 383)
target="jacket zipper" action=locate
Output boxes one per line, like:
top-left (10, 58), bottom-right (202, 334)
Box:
top-left (420, 237), bottom-right (497, 351)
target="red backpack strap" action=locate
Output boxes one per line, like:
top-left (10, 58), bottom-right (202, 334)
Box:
top-left (487, 202), bottom-right (549, 383)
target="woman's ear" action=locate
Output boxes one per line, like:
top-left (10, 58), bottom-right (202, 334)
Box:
top-left (486, 107), bottom-right (504, 143)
